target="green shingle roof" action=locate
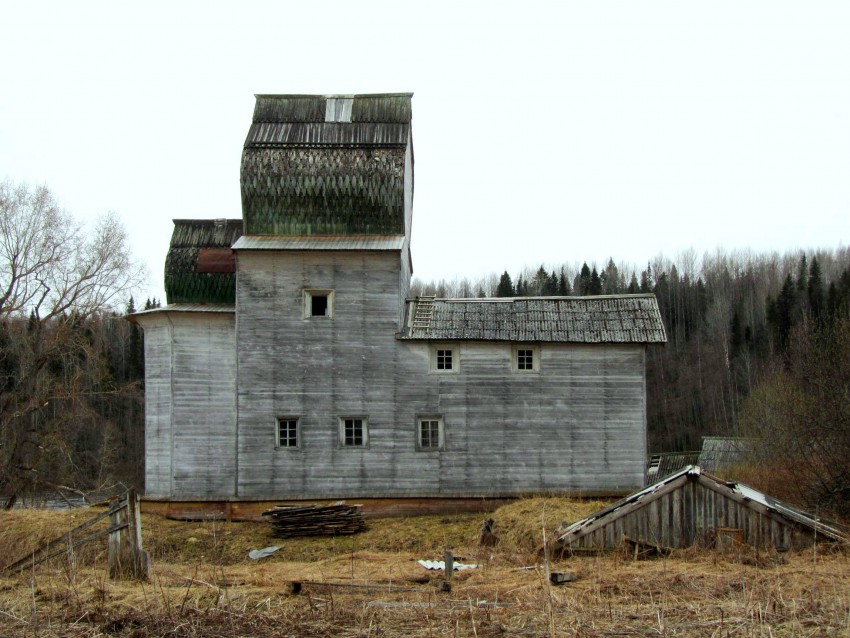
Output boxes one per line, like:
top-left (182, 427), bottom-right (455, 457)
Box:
top-left (240, 94), bottom-right (412, 236)
top-left (164, 219), bottom-right (243, 304)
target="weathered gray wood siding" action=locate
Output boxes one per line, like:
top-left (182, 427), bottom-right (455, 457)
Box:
top-left (390, 342), bottom-right (646, 495)
top-left (235, 250), bottom-right (406, 497)
top-left (138, 312), bottom-right (237, 498)
top-left (140, 315), bottom-right (173, 497)
top-left (235, 251), bottom-right (647, 498)
top-left (564, 478), bottom-right (810, 552)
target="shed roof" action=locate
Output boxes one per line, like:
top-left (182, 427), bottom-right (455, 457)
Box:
top-left (164, 219), bottom-right (243, 304)
top-left (240, 94), bottom-right (412, 237)
top-left (399, 295), bottom-right (666, 344)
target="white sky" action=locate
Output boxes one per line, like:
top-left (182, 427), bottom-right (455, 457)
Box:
top-left (1, 1), bottom-right (848, 303)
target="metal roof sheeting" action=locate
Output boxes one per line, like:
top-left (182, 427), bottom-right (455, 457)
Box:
top-left (399, 295), bottom-right (667, 344)
top-left (127, 303), bottom-right (235, 323)
top-left (233, 235), bottom-right (404, 251)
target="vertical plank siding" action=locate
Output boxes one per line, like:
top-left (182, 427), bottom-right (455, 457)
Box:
top-left (140, 312), bottom-right (237, 498)
top-left (142, 315), bottom-right (173, 497)
top-left (562, 476), bottom-right (816, 552)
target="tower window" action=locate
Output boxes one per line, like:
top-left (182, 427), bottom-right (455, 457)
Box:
top-left (304, 289), bottom-right (334, 318)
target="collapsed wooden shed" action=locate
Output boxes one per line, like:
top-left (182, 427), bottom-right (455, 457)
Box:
top-left (556, 466), bottom-right (846, 553)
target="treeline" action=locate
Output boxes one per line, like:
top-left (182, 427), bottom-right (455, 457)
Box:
top-left (0, 297), bottom-right (158, 506)
top-left (414, 248), bottom-right (850, 517)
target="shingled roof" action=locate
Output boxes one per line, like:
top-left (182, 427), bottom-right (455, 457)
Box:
top-left (241, 94), bottom-right (413, 237)
top-left (399, 295), bottom-right (666, 343)
top-left (164, 219), bottom-right (243, 304)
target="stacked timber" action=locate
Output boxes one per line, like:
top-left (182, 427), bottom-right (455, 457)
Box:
top-left (262, 503), bottom-right (366, 538)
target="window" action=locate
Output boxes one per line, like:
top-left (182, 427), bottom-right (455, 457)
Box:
top-left (513, 345), bottom-right (540, 372)
top-left (429, 345), bottom-right (459, 373)
top-left (339, 417), bottom-right (368, 447)
top-left (276, 417), bottom-right (300, 449)
top-left (304, 289), bottom-right (334, 318)
top-left (417, 416), bottom-right (445, 451)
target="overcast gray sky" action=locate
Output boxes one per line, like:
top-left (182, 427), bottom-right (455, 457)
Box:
top-left (2, 1), bottom-right (848, 303)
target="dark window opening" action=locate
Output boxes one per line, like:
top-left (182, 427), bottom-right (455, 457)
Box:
top-left (311, 295), bottom-right (329, 317)
top-left (517, 349), bottom-right (534, 370)
top-left (437, 349), bottom-right (453, 370)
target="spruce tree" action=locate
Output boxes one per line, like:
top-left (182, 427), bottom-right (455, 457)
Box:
top-left (579, 263), bottom-right (591, 295)
top-left (807, 256), bottom-right (825, 322)
top-left (589, 267), bottom-right (602, 295)
top-left (558, 268), bottom-right (571, 295)
top-left (495, 271), bottom-right (514, 297)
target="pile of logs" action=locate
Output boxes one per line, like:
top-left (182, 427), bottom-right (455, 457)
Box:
top-left (262, 502), bottom-right (366, 538)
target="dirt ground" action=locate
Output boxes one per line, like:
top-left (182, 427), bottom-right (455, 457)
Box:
top-left (1, 499), bottom-right (849, 637)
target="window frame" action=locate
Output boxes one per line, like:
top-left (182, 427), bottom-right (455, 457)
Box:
top-left (303, 289), bottom-right (335, 319)
top-left (416, 415), bottom-right (445, 451)
top-left (338, 416), bottom-right (369, 448)
top-left (429, 344), bottom-right (459, 374)
top-left (512, 344), bottom-right (540, 373)
top-left (275, 417), bottom-right (301, 450)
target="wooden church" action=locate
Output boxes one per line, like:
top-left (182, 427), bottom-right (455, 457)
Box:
top-left (129, 94), bottom-right (667, 519)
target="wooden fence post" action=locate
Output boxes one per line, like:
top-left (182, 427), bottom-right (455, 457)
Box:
top-left (108, 490), bottom-right (150, 580)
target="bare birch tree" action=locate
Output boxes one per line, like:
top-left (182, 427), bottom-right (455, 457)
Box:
top-left (0, 181), bottom-right (145, 506)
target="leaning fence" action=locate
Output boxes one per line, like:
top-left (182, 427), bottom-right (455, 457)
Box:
top-left (2, 489), bottom-right (149, 580)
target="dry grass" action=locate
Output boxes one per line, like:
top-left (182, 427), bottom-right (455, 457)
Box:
top-left (2, 498), bottom-right (850, 637)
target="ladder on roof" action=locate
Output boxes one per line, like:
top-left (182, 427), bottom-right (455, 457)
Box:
top-left (412, 295), bottom-right (436, 331)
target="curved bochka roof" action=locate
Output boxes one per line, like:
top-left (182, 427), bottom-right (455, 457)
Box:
top-left (241, 94), bottom-right (413, 237)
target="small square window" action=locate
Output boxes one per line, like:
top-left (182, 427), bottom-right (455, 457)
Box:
top-left (339, 417), bottom-right (368, 447)
top-left (513, 345), bottom-right (540, 372)
top-left (417, 416), bottom-right (445, 451)
top-left (304, 289), bottom-right (334, 318)
top-left (430, 345), bottom-right (459, 373)
top-left (311, 295), bottom-right (328, 317)
top-left (276, 417), bottom-right (300, 449)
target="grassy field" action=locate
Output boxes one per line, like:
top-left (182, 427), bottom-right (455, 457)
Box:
top-left (1, 498), bottom-right (848, 637)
